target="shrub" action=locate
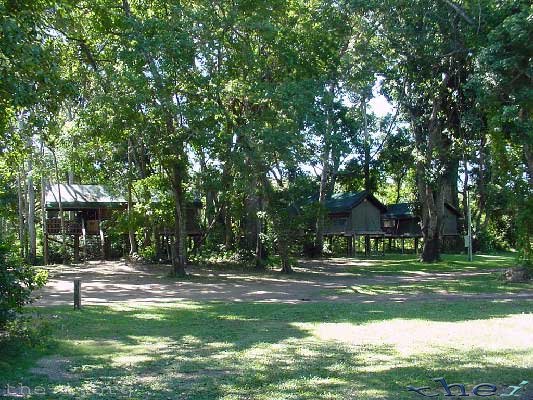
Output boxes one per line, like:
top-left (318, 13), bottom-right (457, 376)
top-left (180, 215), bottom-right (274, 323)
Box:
top-left (0, 239), bottom-right (48, 328)
top-left (138, 244), bottom-right (157, 263)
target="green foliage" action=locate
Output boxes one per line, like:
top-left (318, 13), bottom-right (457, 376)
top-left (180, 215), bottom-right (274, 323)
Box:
top-left (0, 238), bottom-right (48, 327)
top-left (1, 315), bottom-right (51, 355)
top-left (138, 244), bottom-right (157, 263)
top-left (0, 0), bottom-right (529, 268)
top-left (468, 0), bottom-right (532, 262)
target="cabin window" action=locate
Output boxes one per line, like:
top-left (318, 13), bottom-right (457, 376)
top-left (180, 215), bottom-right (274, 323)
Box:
top-left (84, 209), bottom-right (98, 220)
top-left (47, 210), bottom-right (59, 218)
top-left (383, 219), bottom-right (395, 228)
top-left (331, 217), bottom-right (347, 228)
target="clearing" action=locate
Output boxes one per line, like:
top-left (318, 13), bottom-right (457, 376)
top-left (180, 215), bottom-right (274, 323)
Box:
top-left (2, 253), bottom-right (532, 399)
top-left (35, 253), bottom-right (533, 305)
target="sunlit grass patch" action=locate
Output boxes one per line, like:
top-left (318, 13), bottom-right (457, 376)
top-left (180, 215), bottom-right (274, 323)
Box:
top-left (337, 273), bottom-right (533, 296)
top-left (346, 253), bottom-right (519, 276)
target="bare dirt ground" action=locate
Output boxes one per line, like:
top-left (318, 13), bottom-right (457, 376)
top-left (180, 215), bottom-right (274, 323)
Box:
top-left (35, 258), bottom-right (533, 306)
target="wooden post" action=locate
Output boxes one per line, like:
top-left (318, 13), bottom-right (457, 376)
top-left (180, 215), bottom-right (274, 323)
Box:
top-left (73, 235), bottom-right (80, 262)
top-left (415, 237), bottom-right (419, 255)
top-left (346, 236), bottom-right (351, 256)
top-left (74, 279), bottom-right (81, 310)
top-left (42, 185), bottom-right (49, 265)
top-left (401, 237), bottom-right (405, 254)
top-left (81, 218), bottom-right (87, 261)
top-left (98, 210), bottom-right (105, 260)
top-left (345, 236), bottom-right (349, 255)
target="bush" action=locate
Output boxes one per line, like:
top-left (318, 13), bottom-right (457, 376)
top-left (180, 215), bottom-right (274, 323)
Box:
top-left (1, 315), bottom-right (51, 354)
top-left (138, 244), bottom-right (157, 263)
top-left (0, 239), bottom-right (48, 328)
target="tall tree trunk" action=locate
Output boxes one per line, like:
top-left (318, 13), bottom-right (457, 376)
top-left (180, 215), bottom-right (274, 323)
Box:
top-left (245, 171), bottom-right (259, 251)
top-left (412, 94), bottom-right (447, 263)
top-left (52, 149), bottom-right (67, 262)
top-left (41, 177), bottom-right (49, 265)
top-left (477, 134), bottom-right (490, 232)
top-left (127, 139), bottom-right (138, 255)
top-left (326, 146), bottom-right (341, 198)
top-left (224, 205), bottom-right (233, 249)
top-left (315, 86), bottom-right (335, 255)
top-left (254, 195), bottom-right (264, 270)
top-left (26, 136), bottom-right (36, 264)
top-left (17, 170), bottom-right (26, 259)
top-left (444, 159), bottom-right (460, 209)
top-left (395, 173), bottom-right (403, 203)
top-left (315, 145), bottom-right (329, 254)
top-left (130, 136), bottom-right (152, 247)
top-left (524, 142), bottom-right (533, 190)
top-left (170, 163), bottom-right (186, 276)
top-left (419, 184), bottom-right (443, 262)
top-left (40, 141), bottom-right (48, 265)
top-left (361, 94), bottom-right (371, 192)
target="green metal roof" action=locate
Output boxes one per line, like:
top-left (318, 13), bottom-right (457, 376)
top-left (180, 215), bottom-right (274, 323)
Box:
top-left (384, 203), bottom-right (417, 218)
top-left (385, 202), bottom-right (462, 218)
top-left (324, 191), bottom-right (387, 213)
top-left (45, 184), bottom-right (126, 210)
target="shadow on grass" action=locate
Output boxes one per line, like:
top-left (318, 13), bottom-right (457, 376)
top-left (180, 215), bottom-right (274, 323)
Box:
top-left (1, 299), bottom-right (532, 399)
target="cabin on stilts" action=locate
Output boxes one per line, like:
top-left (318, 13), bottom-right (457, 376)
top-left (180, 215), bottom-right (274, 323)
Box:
top-left (323, 191), bottom-right (387, 256)
top-left (44, 184), bottom-right (204, 263)
top-left (44, 184), bottom-right (127, 262)
top-left (382, 203), bottom-right (422, 253)
top-left (383, 202), bottom-right (462, 253)
top-left (159, 197), bottom-right (203, 256)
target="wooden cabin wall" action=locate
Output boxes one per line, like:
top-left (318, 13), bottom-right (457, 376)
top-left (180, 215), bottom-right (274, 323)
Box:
top-left (398, 218), bottom-right (421, 236)
top-left (442, 208), bottom-right (458, 236)
top-left (351, 200), bottom-right (381, 232)
top-left (324, 214), bottom-right (350, 235)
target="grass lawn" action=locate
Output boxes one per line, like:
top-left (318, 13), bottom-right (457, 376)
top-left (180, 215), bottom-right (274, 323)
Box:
top-left (1, 299), bottom-right (532, 399)
top-left (336, 253), bottom-right (533, 296)
top-left (346, 253), bottom-right (519, 277)
top-left (340, 275), bottom-right (533, 296)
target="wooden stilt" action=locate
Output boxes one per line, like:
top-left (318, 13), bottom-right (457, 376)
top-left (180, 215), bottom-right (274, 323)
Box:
top-left (99, 226), bottom-right (105, 260)
top-left (104, 236), bottom-right (110, 259)
top-left (345, 236), bottom-right (348, 255)
top-left (81, 218), bottom-right (87, 261)
top-left (74, 235), bottom-right (80, 262)
top-left (74, 279), bottom-right (81, 310)
top-left (42, 208), bottom-right (49, 265)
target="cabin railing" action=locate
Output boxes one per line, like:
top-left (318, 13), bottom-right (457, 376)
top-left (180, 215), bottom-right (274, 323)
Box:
top-left (46, 218), bottom-right (100, 235)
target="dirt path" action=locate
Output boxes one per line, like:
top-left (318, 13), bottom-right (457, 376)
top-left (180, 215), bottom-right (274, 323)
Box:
top-left (34, 258), bottom-right (533, 306)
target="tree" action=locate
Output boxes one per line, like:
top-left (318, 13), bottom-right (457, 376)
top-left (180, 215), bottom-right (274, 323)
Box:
top-left (371, 0), bottom-right (478, 261)
top-left (472, 0), bottom-right (532, 264)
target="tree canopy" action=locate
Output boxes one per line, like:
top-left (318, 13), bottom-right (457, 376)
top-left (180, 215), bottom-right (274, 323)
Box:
top-left (1, 0), bottom-right (531, 270)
